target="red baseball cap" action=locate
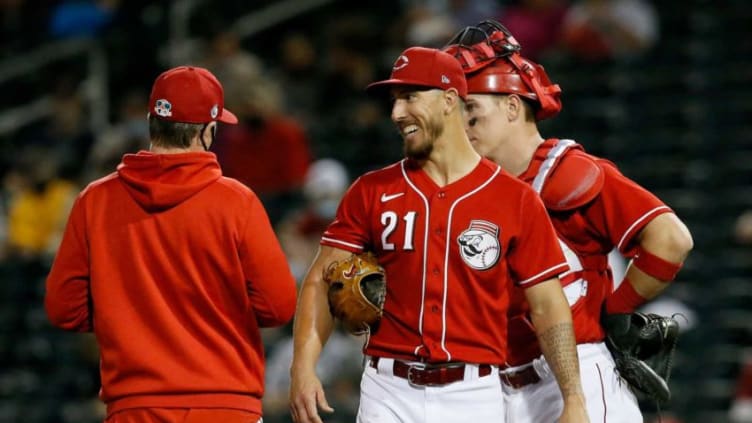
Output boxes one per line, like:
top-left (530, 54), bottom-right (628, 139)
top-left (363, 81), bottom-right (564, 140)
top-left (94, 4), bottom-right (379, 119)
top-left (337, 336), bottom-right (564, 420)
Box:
top-left (366, 47), bottom-right (467, 99)
top-left (148, 66), bottom-right (238, 124)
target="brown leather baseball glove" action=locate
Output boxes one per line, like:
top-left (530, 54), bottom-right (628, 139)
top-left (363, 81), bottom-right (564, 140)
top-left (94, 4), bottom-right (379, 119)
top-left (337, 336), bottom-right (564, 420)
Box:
top-left (323, 252), bottom-right (386, 334)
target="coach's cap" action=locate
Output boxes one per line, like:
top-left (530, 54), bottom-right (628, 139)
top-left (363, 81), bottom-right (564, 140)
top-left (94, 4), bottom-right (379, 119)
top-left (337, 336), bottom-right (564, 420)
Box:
top-left (148, 66), bottom-right (238, 124)
top-left (366, 47), bottom-right (467, 99)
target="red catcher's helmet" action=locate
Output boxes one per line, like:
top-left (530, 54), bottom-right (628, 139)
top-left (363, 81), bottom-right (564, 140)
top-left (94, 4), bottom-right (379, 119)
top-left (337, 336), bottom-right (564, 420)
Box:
top-left (443, 20), bottom-right (562, 121)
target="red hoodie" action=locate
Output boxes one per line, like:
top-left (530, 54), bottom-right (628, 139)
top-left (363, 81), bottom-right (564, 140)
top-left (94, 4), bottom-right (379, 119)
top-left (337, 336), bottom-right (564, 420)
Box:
top-left (45, 151), bottom-right (297, 416)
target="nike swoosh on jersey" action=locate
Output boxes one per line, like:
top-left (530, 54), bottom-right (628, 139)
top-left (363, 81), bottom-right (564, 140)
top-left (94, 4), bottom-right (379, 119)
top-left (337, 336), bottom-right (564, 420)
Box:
top-left (380, 192), bottom-right (405, 202)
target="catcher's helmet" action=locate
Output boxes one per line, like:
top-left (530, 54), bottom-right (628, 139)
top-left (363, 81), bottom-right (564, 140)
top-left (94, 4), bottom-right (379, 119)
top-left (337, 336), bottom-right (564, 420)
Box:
top-left (443, 20), bottom-right (562, 120)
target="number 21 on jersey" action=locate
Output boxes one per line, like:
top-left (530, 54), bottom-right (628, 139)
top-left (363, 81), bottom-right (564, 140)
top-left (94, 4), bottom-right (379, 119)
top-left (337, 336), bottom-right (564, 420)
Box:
top-left (380, 210), bottom-right (417, 251)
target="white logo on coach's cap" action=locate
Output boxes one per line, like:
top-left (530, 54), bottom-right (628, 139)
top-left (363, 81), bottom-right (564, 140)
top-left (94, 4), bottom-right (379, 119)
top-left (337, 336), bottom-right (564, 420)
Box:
top-left (441, 75), bottom-right (450, 84)
top-left (154, 99), bottom-right (172, 117)
top-left (210, 104), bottom-right (219, 119)
top-left (458, 220), bottom-right (501, 270)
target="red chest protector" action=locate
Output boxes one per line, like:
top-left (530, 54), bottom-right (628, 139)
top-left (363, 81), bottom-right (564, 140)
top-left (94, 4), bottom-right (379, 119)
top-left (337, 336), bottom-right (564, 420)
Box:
top-left (523, 139), bottom-right (607, 257)
top-left (506, 139), bottom-right (611, 365)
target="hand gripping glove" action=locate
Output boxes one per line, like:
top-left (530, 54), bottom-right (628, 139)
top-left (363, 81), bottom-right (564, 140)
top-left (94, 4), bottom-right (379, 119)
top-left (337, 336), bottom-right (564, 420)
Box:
top-left (324, 253), bottom-right (386, 334)
top-left (602, 312), bottom-right (680, 404)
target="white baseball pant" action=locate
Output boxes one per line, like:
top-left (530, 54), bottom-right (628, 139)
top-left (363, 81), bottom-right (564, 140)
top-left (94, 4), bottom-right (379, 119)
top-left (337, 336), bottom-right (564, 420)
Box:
top-left (357, 356), bottom-right (504, 422)
top-left (501, 342), bottom-right (642, 422)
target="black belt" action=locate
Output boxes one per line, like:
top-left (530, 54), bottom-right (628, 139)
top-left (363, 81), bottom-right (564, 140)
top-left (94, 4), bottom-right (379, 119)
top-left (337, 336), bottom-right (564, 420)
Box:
top-left (499, 365), bottom-right (541, 389)
top-left (370, 357), bottom-right (492, 386)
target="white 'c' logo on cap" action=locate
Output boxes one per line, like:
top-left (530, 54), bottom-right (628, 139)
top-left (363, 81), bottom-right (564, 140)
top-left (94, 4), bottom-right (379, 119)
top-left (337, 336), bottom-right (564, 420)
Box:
top-left (210, 105), bottom-right (219, 119)
top-left (393, 55), bottom-right (409, 70)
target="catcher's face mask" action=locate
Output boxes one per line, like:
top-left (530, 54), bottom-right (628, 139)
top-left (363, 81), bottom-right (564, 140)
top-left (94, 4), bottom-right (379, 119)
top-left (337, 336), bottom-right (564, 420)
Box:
top-left (443, 20), bottom-right (563, 121)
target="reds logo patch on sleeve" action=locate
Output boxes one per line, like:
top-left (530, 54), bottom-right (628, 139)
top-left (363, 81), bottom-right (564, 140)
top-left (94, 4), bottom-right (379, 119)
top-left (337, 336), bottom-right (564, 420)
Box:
top-left (457, 220), bottom-right (501, 270)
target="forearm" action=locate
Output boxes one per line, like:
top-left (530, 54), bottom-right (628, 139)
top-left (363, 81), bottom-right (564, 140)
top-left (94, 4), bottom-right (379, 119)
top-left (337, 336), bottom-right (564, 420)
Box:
top-left (291, 279), bottom-right (335, 374)
top-left (291, 246), bottom-right (353, 375)
top-left (526, 280), bottom-right (583, 399)
top-left (531, 303), bottom-right (582, 398)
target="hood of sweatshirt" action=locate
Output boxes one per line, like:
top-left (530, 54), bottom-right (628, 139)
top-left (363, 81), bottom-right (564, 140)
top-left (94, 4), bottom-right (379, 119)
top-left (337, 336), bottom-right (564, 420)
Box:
top-left (117, 151), bottom-right (222, 212)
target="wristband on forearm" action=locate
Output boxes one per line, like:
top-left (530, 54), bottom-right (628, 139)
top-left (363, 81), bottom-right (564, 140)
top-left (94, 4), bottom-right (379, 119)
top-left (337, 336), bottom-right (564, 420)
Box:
top-left (605, 277), bottom-right (647, 314)
top-left (633, 246), bottom-right (683, 281)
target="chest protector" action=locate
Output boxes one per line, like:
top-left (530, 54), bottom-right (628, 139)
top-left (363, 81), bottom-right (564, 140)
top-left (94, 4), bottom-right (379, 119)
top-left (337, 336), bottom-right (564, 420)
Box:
top-left (530, 139), bottom-right (607, 305)
top-left (531, 139), bottom-right (604, 211)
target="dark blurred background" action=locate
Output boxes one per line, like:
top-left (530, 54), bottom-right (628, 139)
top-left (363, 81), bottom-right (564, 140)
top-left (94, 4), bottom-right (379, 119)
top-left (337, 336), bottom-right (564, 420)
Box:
top-left (0, 1), bottom-right (750, 422)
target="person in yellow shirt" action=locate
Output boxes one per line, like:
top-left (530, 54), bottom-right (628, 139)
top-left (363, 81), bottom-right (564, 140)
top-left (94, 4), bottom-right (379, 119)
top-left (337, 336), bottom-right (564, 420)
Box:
top-left (6, 153), bottom-right (77, 258)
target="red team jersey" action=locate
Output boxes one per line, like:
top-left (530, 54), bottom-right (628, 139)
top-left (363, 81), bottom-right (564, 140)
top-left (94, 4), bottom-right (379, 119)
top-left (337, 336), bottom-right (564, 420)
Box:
top-left (321, 157), bottom-right (568, 365)
top-left (506, 139), bottom-right (673, 366)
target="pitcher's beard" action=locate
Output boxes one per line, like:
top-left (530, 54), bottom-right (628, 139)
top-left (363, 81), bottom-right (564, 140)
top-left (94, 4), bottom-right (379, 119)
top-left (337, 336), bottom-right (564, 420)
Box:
top-left (403, 118), bottom-right (444, 161)
top-left (405, 141), bottom-right (433, 161)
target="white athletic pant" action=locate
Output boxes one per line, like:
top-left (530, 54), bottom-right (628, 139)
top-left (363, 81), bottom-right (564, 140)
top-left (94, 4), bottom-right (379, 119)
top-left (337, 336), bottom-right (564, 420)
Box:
top-left (357, 357), bottom-right (504, 422)
top-left (502, 342), bottom-right (643, 423)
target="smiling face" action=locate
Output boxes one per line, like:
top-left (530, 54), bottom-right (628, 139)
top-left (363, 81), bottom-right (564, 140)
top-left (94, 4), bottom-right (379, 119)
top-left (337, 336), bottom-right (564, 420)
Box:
top-left (389, 86), bottom-right (447, 161)
top-left (463, 93), bottom-right (511, 159)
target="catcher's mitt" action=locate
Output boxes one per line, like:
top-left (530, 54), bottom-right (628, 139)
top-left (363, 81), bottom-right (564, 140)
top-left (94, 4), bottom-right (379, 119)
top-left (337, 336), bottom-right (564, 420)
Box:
top-left (603, 312), bottom-right (680, 404)
top-left (324, 253), bottom-right (386, 334)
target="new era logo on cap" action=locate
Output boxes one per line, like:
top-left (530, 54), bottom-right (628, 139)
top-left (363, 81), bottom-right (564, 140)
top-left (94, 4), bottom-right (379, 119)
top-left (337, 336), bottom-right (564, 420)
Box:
top-left (148, 66), bottom-right (238, 125)
top-left (366, 47), bottom-right (467, 98)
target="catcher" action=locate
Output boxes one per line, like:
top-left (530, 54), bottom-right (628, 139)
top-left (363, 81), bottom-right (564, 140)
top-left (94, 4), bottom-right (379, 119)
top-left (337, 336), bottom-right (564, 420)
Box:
top-left (444, 20), bottom-right (693, 422)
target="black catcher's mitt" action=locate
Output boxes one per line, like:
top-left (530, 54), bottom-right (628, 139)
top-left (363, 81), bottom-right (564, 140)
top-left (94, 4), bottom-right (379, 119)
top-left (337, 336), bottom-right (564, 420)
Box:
top-left (324, 253), bottom-right (386, 334)
top-left (603, 312), bottom-right (680, 404)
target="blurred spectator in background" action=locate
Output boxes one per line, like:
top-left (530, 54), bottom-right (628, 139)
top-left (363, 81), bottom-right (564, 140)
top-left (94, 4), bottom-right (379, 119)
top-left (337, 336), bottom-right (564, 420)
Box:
top-left (199, 29), bottom-right (263, 87)
top-left (273, 32), bottom-right (324, 131)
top-left (561, 0), bottom-right (659, 62)
top-left (0, 182), bottom-right (8, 260)
top-left (312, 14), bottom-right (400, 175)
top-left (403, 6), bottom-right (457, 47)
top-left (83, 88), bottom-right (149, 181)
top-left (449, 0), bottom-right (501, 27)
top-left (312, 96), bottom-right (399, 177)
top-left (730, 213), bottom-right (752, 421)
top-left (734, 210), bottom-right (752, 245)
top-left (266, 159), bottom-right (361, 422)
top-left (320, 16), bottom-right (379, 106)
top-left (1, 0), bottom-right (56, 58)
top-left (5, 149), bottom-right (76, 261)
top-left (277, 158), bottom-right (350, 282)
top-left (497, 0), bottom-right (570, 60)
top-left (399, 0), bottom-right (499, 32)
top-left (212, 69), bottom-right (312, 224)
top-left (49, 0), bottom-right (119, 38)
top-left (17, 73), bottom-right (96, 184)
top-left (731, 351), bottom-right (752, 422)
top-left (264, 329), bottom-right (364, 423)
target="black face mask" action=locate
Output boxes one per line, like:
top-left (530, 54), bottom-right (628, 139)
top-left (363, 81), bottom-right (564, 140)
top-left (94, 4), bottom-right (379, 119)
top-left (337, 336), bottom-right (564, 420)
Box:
top-left (200, 123), bottom-right (216, 151)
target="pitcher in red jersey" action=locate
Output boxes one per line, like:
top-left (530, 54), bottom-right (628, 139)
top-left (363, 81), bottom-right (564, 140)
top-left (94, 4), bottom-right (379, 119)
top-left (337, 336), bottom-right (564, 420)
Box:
top-left (289, 46), bottom-right (588, 423)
